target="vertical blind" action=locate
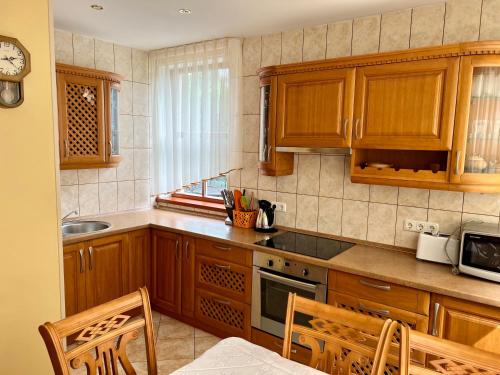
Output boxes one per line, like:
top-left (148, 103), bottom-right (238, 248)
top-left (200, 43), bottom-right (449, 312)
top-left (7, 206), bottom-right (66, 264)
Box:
top-left (150, 38), bottom-right (242, 194)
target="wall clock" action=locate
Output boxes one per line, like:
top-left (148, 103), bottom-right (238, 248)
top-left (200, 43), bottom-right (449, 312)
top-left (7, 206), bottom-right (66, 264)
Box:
top-left (0, 35), bottom-right (31, 108)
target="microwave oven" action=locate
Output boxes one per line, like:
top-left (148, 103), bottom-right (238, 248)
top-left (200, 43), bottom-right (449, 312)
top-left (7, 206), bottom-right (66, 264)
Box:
top-left (460, 222), bottom-right (500, 283)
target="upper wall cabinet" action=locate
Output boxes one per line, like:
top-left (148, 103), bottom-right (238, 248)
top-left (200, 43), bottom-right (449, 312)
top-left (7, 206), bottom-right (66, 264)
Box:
top-left (276, 69), bottom-right (355, 148)
top-left (352, 58), bottom-right (459, 150)
top-left (56, 64), bottom-right (123, 170)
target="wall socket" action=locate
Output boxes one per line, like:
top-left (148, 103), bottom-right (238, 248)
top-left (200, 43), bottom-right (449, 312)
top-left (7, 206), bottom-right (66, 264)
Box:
top-left (273, 202), bottom-right (287, 212)
top-left (404, 219), bottom-right (439, 234)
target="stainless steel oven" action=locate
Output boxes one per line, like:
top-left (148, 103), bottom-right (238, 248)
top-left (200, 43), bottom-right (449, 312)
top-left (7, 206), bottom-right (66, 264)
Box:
top-left (251, 251), bottom-right (328, 338)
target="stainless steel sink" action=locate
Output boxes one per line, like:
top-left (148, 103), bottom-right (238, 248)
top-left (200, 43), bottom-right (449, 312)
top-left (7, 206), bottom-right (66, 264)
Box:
top-left (62, 221), bottom-right (111, 237)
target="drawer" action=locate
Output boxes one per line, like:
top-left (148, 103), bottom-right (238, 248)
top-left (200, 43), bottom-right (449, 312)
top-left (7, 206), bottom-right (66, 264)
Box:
top-left (196, 238), bottom-right (252, 267)
top-left (195, 255), bottom-right (252, 304)
top-left (194, 288), bottom-right (251, 339)
top-left (251, 328), bottom-right (311, 366)
top-left (328, 270), bottom-right (430, 315)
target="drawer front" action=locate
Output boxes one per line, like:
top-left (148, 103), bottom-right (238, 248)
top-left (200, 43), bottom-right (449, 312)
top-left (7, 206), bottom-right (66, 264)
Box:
top-left (329, 270), bottom-right (430, 315)
top-left (196, 238), bottom-right (252, 267)
top-left (195, 288), bottom-right (251, 339)
top-left (195, 255), bottom-right (252, 304)
top-left (251, 328), bottom-right (311, 366)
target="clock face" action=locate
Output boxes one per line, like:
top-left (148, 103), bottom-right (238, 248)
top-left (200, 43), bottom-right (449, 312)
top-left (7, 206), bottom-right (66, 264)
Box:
top-left (0, 41), bottom-right (26, 76)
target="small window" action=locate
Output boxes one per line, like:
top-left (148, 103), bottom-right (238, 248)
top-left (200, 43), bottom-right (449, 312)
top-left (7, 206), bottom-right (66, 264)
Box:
top-left (180, 176), bottom-right (227, 200)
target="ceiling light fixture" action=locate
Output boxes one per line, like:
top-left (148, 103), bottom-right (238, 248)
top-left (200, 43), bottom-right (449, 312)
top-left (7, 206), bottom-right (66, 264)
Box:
top-left (90, 4), bottom-right (104, 10)
top-left (178, 8), bottom-right (192, 15)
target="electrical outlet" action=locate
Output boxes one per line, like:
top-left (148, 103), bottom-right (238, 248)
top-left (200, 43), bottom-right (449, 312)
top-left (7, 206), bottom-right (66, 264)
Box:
top-left (273, 201), bottom-right (287, 212)
top-left (404, 219), bottom-right (439, 234)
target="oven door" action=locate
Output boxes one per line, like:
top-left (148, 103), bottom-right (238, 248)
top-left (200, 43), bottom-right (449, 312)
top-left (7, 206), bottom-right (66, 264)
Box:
top-left (251, 267), bottom-right (327, 338)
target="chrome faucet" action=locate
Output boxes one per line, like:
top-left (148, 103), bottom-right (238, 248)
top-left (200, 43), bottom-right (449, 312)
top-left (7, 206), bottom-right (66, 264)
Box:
top-left (62, 210), bottom-right (78, 222)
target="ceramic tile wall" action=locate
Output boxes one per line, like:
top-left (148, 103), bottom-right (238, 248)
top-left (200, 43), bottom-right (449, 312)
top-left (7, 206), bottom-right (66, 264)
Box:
top-left (55, 30), bottom-right (151, 218)
top-left (230, 0), bottom-right (500, 249)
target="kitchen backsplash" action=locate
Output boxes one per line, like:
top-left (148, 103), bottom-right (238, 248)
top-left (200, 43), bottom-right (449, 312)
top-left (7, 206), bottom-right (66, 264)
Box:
top-left (228, 0), bottom-right (500, 249)
top-left (55, 30), bottom-right (152, 218)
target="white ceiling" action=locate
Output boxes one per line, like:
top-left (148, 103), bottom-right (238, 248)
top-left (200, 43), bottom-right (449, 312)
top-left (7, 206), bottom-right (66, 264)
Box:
top-left (53, 0), bottom-right (445, 50)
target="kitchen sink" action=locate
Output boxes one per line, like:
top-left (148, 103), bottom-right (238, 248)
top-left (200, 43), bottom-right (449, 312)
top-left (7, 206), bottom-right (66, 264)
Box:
top-left (62, 221), bottom-right (111, 237)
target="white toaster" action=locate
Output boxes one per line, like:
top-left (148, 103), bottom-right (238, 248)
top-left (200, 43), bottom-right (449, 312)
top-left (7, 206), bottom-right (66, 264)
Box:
top-left (416, 232), bottom-right (459, 265)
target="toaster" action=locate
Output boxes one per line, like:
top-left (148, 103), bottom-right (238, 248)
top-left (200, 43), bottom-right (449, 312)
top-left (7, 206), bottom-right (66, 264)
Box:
top-left (416, 232), bottom-right (459, 265)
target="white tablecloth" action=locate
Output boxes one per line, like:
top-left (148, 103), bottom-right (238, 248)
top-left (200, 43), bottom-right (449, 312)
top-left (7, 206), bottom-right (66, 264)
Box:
top-left (172, 337), bottom-right (323, 374)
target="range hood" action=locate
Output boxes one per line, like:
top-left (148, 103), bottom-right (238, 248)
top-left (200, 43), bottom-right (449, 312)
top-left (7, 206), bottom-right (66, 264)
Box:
top-left (276, 146), bottom-right (352, 155)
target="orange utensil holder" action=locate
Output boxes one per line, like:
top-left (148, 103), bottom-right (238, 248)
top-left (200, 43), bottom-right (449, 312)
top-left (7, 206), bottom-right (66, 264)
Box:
top-left (233, 210), bottom-right (258, 229)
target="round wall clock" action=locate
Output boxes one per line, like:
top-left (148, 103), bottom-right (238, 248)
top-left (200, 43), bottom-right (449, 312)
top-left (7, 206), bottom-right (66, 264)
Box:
top-left (0, 35), bottom-right (31, 108)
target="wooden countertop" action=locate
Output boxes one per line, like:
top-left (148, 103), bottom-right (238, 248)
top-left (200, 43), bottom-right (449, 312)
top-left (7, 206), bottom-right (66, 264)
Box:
top-left (63, 209), bottom-right (500, 308)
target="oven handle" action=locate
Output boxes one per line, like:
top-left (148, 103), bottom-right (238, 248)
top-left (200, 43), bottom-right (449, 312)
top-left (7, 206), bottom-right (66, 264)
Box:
top-left (256, 269), bottom-right (319, 293)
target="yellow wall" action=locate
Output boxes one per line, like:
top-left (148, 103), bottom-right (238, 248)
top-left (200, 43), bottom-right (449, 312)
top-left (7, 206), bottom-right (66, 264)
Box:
top-left (0, 0), bottom-right (62, 373)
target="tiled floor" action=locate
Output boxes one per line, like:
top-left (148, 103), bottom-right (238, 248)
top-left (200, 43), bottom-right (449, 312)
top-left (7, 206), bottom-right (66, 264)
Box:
top-left (71, 310), bottom-right (221, 374)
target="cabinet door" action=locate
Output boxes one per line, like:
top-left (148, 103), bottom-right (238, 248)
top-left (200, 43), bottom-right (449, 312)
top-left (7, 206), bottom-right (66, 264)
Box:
top-left (151, 230), bottom-right (182, 314)
top-left (86, 234), bottom-right (128, 308)
top-left (352, 58), bottom-right (459, 150)
top-left (63, 243), bottom-right (87, 316)
top-left (432, 295), bottom-right (500, 355)
top-left (57, 72), bottom-right (106, 167)
top-left (181, 236), bottom-right (196, 318)
top-left (276, 69), bottom-right (355, 148)
top-left (451, 56), bottom-right (500, 187)
top-left (127, 229), bottom-right (150, 293)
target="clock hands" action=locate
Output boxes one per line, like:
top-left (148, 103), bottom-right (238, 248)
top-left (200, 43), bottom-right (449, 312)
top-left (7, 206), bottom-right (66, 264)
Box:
top-left (1, 56), bottom-right (20, 68)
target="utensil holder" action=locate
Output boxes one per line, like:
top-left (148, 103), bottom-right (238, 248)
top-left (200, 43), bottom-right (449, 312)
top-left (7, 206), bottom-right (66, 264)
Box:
top-left (233, 210), bottom-right (258, 229)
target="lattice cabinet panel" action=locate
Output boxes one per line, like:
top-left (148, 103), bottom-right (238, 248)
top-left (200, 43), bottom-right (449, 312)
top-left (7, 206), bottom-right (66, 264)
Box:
top-left (195, 255), bottom-right (252, 304)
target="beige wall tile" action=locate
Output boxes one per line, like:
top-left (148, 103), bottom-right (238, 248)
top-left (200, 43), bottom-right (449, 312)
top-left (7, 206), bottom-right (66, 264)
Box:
top-left (241, 152), bottom-right (258, 189)
top-left (462, 212), bottom-right (499, 224)
top-left (228, 169), bottom-right (241, 189)
top-left (258, 189), bottom-right (276, 203)
top-left (443, 0), bottom-right (482, 43)
top-left (242, 115), bottom-right (259, 153)
top-left (134, 180), bottom-right (150, 208)
top-left (296, 195), bottom-right (319, 231)
top-left (73, 34), bottom-right (94, 68)
top-left (281, 29), bottom-right (303, 64)
top-left (99, 182), bottom-right (118, 213)
top-left (243, 37), bottom-right (261, 76)
top-left (326, 20), bottom-right (352, 58)
top-left (410, 3), bottom-right (445, 48)
top-left (343, 158), bottom-right (369, 201)
top-left (352, 15), bottom-right (381, 55)
top-left (367, 203), bottom-right (396, 245)
top-left (277, 154), bottom-right (298, 193)
top-left (303, 25), bottom-right (327, 62)
top-left (133, 82), bottom-right (149, 116)
top-left (398, 187), bottom-right (429, 208)
top-left (78, 183), bottom-right (99, 216)
top-left (428, 209), bottom-right (461, 234)
top-left (60, 185), bottom-right (79, 217)
top-left (369, 185), bottom-right (398, 204)
top-left (243, 76), bottom-right (260, 115)
top-left (275, 192), bottom-right (297, 228)
top-left (480, 0), bottom-right (500, 40)
top-left (134, 149), bottom-right (150, 180)
top-left (119, 115), bottom-right (133, 148)
top-left (428, 190), bottom-right (463, 212)
top-left (379, 9), bottom-right (411, 52)
top-left (261, 33), bottom-right (281, 67)
top-left (117, 149), bottom-right (134, 181)
top-left (318, 197), bottom-right (342, 235)
top-left (98, 168), bottom-right (116, 182)
top-left (297, 154), bottom-right (320, 195)
top-left (319, 155), bottom-right (344, 198)
top-left (132, 49), bottom-right (148, 84)
top-left (78, 169), bottom-right (98, 184)
top-left (114, 44), bottom-right (132, 81)
top-left (95, 39), bottom-right (114, 72)
top-left (395, 206), bottom-right (428, 248)
top-left (258, 171), bottom-right (276, 191)
top-left (54, 29), bottom-right (73, 64)
top-left (133, 116), bottom-right (150, 148)
top-left (119, 81), bottom-right (133, 115)
top-left (118, 181), bottom-right (135, 211)
top-left (463, 192), bottom-right (500, 216)
top-left (342, 200), bottom-right (368, 240)
top-left (60, 170), bottom-right (78, 186)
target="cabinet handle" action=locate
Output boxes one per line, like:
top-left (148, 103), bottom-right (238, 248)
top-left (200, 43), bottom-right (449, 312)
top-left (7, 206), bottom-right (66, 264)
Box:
top-left (213, 298), bottom-right (231, 306)
top-left (214, 263), bottom-right (231, 270)
top-left (64, 139), bottom-right (69, 157)
top-left (175, 240), bottom-right (180, 260)
top-left (343, 118), bottom-right (348, 140)
top-left (354, 119), bottom-right (361, 140)
top-left (431, 302), bottom-right (441, 336)
top-left (455, 150), bottom-right (461, 176)
top-left (79, 249), bottom-right (85, 273)
top-left (267, 145), bottom-right (272, 161)
top-left (212, 244), bottom-right (231, 251)
top-left (359, 279), bottom-right (391, 291)
top-left (108, 140), bottom-right (112, 158)
top-left (273, 341), bottom-right (297, 354)
top-left (88, 247), bottom-right (94, 271)
top-left (185, 240), bottom-right (189, 260)
top-left (358, 303), bottom-right (390, 317)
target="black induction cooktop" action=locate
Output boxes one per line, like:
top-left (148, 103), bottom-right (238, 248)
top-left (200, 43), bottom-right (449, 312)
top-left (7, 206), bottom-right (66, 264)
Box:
top-left (254, 232), bottom-right (355, 260)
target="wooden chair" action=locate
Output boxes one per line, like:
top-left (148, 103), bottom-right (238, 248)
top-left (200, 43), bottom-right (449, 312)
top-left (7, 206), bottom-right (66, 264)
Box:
top-left (283, 293), bottom-right (398, 375)
top-left (39, 287), bottom-right (157, 375)
top-left (399, 325), bottom-right (500, 375)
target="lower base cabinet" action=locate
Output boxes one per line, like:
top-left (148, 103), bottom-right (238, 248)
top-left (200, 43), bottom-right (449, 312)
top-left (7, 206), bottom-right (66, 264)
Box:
top-left (127, 229), bottom-right (151, 293)
top-left (251, 328), bottom-right (311, 365)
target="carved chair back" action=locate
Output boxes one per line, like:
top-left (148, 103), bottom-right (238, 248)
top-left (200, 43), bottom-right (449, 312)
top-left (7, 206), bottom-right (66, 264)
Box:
top-left (399, 325), bottom-right (500, 375)
top-left (283, 293), bottom-right (398, 375)
top-left (39, 287), bottom-right (157, 375)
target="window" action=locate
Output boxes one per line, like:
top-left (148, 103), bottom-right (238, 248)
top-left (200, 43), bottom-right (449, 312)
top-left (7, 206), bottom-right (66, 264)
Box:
top-left (180, 175), bottom-right (227, 199)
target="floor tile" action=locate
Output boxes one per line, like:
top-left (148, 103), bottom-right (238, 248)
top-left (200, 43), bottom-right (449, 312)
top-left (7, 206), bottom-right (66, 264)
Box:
top-left (194, 336), bottom-right (221, 358)
top-left (156, 337), bottom-right (195, 360)
top-left (158, 319), bottom-right (194, 339)
top-left (157, 359), bottom-right (193, 374)
top-left (194, 328), bottom-right (213, 338)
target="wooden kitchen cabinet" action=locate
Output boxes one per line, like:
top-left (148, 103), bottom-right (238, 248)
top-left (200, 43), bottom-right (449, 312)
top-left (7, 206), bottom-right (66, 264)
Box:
top-left (431, 294), bottom-right (500, 355)
top-left (276, 68), bottom-right (355, 148)
top-left (127, 229), bottom-right (151, 293)
top-left (63, 242), bottom-right (87, 316)
top-left (181, 236), bottom-right (196, 318)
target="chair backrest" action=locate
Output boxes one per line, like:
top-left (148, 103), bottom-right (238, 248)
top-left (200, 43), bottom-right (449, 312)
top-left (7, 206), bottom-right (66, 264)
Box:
top-left (283, 293), bottom-right (398, 375)
top-left (39, 287), bottom-right (157, 375)
top-left (399, 325), bottom-right (500, 375)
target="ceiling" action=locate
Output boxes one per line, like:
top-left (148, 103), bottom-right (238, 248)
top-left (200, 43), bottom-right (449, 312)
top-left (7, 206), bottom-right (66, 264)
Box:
top-left (53, 0), bottom-right (445, 50)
